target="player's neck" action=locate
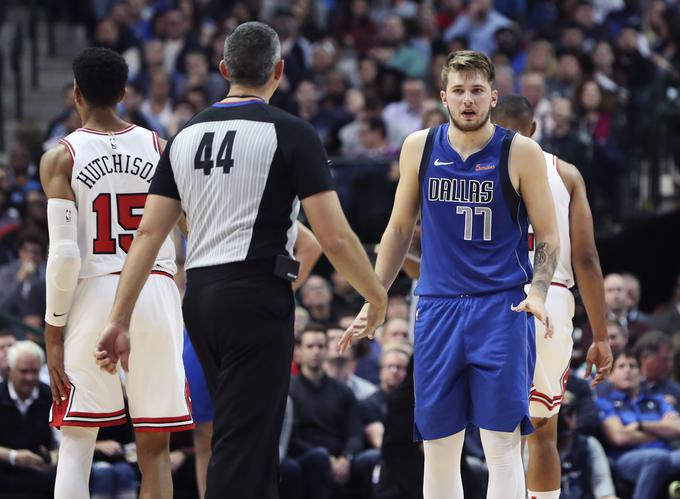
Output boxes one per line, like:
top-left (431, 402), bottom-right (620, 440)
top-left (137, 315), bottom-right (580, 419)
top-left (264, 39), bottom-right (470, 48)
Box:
top-left (447, 120), bottom-right (495, 160)
top-left (80, 108), bottom-right (130, 133)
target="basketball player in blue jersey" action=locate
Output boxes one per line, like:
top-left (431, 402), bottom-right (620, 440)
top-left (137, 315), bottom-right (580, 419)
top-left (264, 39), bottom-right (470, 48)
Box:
top-left (340, 50), bottom-right (560, 499)
top-left (491, 96), bottom-right (612, 499)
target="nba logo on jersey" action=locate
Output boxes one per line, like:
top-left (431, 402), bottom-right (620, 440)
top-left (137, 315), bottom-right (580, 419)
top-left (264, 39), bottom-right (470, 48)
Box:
top-left (109, 135), bottom-right (117, 149)
top-left (65, 209), bottom-right (72, 222)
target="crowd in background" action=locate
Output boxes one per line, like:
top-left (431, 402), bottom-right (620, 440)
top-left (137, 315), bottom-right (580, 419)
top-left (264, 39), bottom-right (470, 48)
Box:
top-left (2, 0), bottom-right (680, 497)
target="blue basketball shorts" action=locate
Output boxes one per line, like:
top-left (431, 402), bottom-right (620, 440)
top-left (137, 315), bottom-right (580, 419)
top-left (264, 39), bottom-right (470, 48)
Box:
top-left (182, 330), bottom-right (214, 423)
top-left (413, 287), bottom-right (535, 441)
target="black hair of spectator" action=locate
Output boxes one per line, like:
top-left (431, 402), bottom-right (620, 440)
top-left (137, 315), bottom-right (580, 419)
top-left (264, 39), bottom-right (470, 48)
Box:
top-left (613, 347), bottom-right (639, 366)
top-left (491, 95), bottom-right (534, 130)
top-left (363, 117), bottom-right (387, 138)
top-left (223, 21), bottom-right (281, 87)
top-left (16, 229), bottom-right (47, 253)
top-left (0, 329), bottom-right (13, 338)
top-left (72, 47), bottom-right (128, 108)
top-left (635, 330), bottom-right (672, 360)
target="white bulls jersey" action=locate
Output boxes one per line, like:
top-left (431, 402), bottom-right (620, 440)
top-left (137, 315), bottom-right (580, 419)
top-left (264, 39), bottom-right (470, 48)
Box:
top-left (60, 124), bottom-right (176, 279)
top-left (528, 151), bottom-right (574, 288)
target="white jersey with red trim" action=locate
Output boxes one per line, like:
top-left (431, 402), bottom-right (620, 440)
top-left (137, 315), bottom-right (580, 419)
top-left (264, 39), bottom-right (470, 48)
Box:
top-left (60, 125), bottom-right (176, 279)
top-left (528, 151), bottom-right (574, 288)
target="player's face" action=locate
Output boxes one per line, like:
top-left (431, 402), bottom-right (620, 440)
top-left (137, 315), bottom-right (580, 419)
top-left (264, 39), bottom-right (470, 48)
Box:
top-left (441, 70), bottom-right (497, 132)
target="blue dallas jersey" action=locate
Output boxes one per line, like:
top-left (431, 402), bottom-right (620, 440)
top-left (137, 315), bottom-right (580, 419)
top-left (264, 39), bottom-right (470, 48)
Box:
top-left (415, 124), bottom-right (533, 297)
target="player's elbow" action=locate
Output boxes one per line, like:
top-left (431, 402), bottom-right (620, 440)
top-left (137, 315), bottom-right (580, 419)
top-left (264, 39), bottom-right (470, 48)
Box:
top-left (573, 251), bottom-right (601, 273)
top-left (47, 241), bottom-right (82, 291)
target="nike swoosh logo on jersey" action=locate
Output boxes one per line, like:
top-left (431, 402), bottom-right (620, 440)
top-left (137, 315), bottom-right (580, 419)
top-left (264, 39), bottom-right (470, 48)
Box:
top-left (53, 313), bottom-right (66, 317)
top-left (434, 159), bottom-right (454, 166)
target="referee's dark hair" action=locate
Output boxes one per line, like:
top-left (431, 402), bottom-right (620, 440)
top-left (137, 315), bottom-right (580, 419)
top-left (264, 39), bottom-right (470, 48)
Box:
top-left (223, 22), bottom-right (281, 87)
top-left (73, 47), bottom-right (128, 107)
top-left (491, 95), bottom-right (535, 137)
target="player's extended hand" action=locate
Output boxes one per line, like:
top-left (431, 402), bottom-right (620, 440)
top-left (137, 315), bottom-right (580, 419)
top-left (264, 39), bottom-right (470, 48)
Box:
top-left (45, 323), bottom-right (70, 405)
top-left (511, 293), bottom-right (553, 338)
top-left (338, 299), bottom-right (387, 354)
top-left (585, 340), bottom-right (613, 387)
top-left (95, 322), bottom-right (131, 373)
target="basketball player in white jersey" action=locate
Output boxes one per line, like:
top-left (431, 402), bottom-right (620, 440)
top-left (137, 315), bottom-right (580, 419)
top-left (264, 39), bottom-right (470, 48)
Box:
top-left (490, 95), bottom-right (613, 499)
top-left (40, 47), bottom-right (193, 498)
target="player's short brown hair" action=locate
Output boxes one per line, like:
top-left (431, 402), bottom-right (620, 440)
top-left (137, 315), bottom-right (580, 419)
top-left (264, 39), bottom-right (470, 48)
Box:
top-left (441, 50), bottom-right (495, 90)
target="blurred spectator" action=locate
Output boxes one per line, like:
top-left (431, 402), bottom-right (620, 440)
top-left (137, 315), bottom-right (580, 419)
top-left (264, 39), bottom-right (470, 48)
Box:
top-left (357, 117), bottom-right (400, 159)
top-left (0, 165), bottom-right (21, 266)
top-left (422, 105), bottom-right (448, 129)
top-left (551, 52), bottom-right (583, 100)
top-left (23, 190), bottom-right (48, 239)
top-left (556, 391), bottom-right (618, 499)
top-left (294, 306), bottom-right (310, 339)
top-left (565, 376), bottom-right (603, 437)
top-left (175, 50), bottom-right (227, 103)
top-left (360, 342), bottom-right (412, 450)
top-left (294, 79), bottom-right (338, 147)
top-left (332, 0), bottom-right (379, 54)
top-left (494, 64), bottom-right (516, 97)
top-left (355, 317), bottom-right (410, 386)
top-left (273, 8), bottom-right (313, 91)
top-left (371, 14), bottom-right (428, 79)
top-left (604, 273), bottom-right (628, 326)
top-left (329, 270), bottom-right (363, 318)
top-left (0, 231), bottom-right (47, 338)
top-left (325, 326), bottom-right (378, 401)
top-left (541, 96), bottom-right (593, 170)
top-left (442, 0), bottom-right (512, 54)
top-left (120, 81), bottom-right (154, 130)
top-left (652, 273), bottom-right (680, 334)
top-left (607, 320), bottom-right (629, 358)
top-left (621, 272), bottom-right (653, 339)
top-left (300, 275), bottom-right (338, 327)
top-left (0, 341), bottom-right (56, 497)
top-left (520, 72), bottom-right (552, 141)
top-left (140, 68), bottom-right (173, 136)
top-left (637, 331), bottom-right (680, 409)
top-left (7, 142), bottom-right (41, 215)
top-left (160, 9), bottom-right (200, 75)
top-left (0, 331), bottom-right (15, 382)
top-left (338, 93), bottom-right (384, 157)
top-left (382, 77), bottom-right (426, 147)
top-left (289, 325), bottom-right (364, 499)
top-left (597, 349), bottom-right (680, 499)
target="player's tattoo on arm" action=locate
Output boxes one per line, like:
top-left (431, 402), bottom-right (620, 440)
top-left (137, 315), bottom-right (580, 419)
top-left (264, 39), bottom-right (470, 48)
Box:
top-left (531, 242), bottom-right (558, 299)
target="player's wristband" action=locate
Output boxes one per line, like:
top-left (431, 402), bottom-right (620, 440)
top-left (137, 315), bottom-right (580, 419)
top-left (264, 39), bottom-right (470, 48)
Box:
top-left (8, 449), bottom-right (17, 466)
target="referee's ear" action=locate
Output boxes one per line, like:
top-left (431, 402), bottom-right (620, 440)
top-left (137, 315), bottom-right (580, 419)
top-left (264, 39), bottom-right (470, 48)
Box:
top-left (273, 59), bottom-right (285, 81)
top-left (219, 60), bottom-right (229, 81)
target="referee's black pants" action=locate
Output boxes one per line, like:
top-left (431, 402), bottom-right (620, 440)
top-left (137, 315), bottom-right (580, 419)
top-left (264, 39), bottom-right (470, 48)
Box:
top-left (183, 261), bottom-right (295, 499)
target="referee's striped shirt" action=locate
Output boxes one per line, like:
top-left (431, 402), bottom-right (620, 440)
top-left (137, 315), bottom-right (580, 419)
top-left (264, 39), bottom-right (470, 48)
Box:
top-left (148, 99), bottom-right (334, 271)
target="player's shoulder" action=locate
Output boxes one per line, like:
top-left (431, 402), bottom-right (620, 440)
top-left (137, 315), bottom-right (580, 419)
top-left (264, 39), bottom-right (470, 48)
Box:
top-left (40, 141), bottom-right (74, 173)
top-left (401, 128), bottom-right (432, 157)
top-left (510, 132), bottom-right (542, 154)
top-left (553, 157), bottom-right (583, 193)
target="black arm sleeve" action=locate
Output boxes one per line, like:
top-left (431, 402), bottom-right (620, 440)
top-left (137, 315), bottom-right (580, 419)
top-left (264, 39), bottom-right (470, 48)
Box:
top-left (279, 120), bottom-right (335, 200)
top-left (148, 139), bottom-right (181, 200)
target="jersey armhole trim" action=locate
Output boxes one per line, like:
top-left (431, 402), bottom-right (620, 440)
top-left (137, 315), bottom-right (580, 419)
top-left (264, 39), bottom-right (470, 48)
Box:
top-left (59, 139), bottom-right (76, 161)
top-left (151, 131), bottom-right (160, 154)
top-left (418, 127), bottom-right (438, 207)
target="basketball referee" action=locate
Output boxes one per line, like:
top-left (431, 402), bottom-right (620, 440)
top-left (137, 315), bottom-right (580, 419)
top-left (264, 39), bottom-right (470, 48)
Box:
top-left (95, 22), bottom-right (387, 499)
